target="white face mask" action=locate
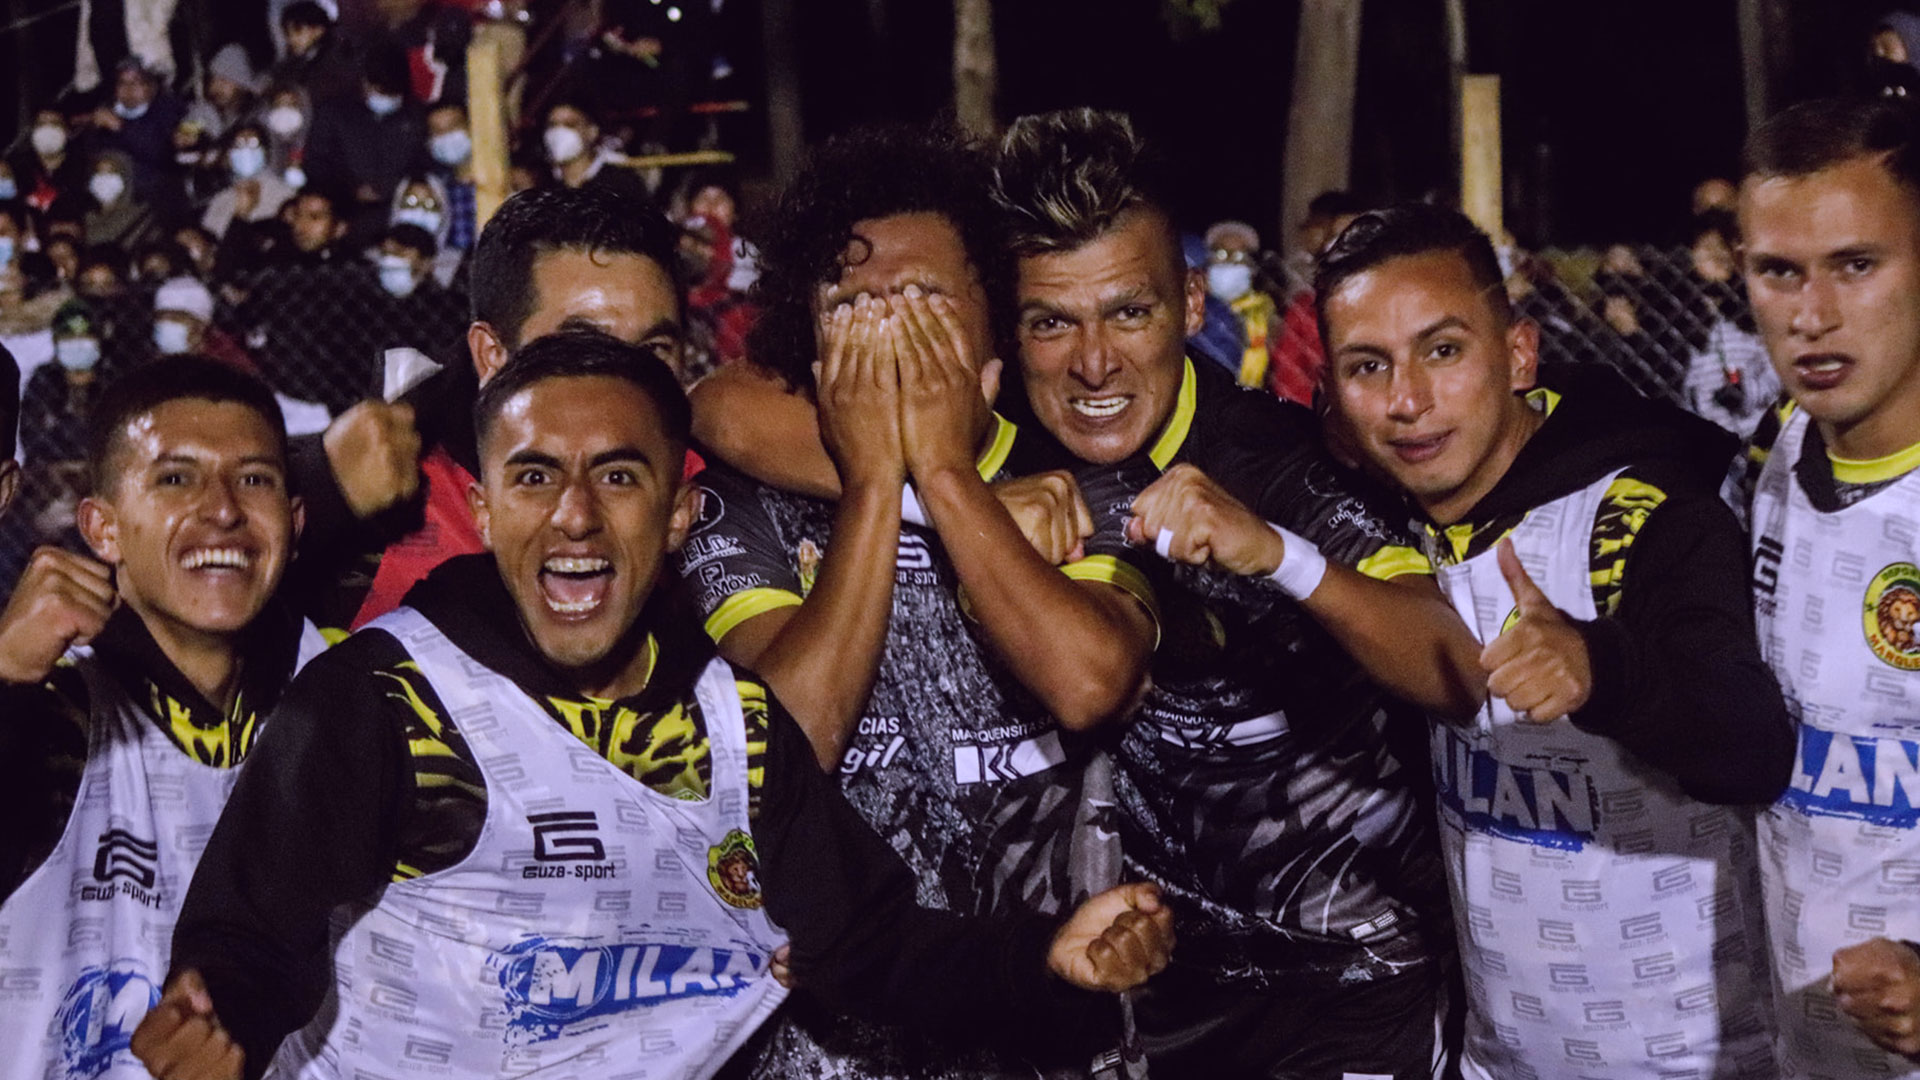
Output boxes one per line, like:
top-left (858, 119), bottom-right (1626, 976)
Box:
top-left (265, 105), bottom-right (304, 138)
top-left (377, 253), bottom-right (418, 298)
top-left (153, 318), bottom-right (193, 355)
top-left (544, 125), bottom-right (586, 164)
top-left (229, 144), bottom-right (267, 179)
top-left (31, 124), bottom-right (65, 156)
top-left (113, 99), bottom-right (150, 121)
top-left (391, 207), bottom-right (443, 234)
top-left (366, 91), bottom-right (402, 118)
top-left (0, 176), bottom-right (14, 200)
top-left (430, 129), bottom-right (471, 167)
top-left (89, 172), bottom-right (127, 206)
top-left (56, 337), bottom-right (100, 371)
top-left (1207, 263), bottom-right (1254, 303)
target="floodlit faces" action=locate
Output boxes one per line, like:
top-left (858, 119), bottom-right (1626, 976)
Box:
top-left (815, 212), bottom-right (995, 392)
top-left (1015, 208), bottom-right (1204, 464)
top-left (470, 376), bottom-right (694, 696)
top-left (1324, 249), bottom-right (1541, 526)
top-left (79, 399), bottom-right (299, 641)
top-left (286, 193), bottom-right (342, 253)
top-left (1740, 154), bottom-right (1920, 459)
top-left (471, 249), bottom-right (684, 382)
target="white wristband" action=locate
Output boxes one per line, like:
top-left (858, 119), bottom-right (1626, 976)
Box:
top-left (901, 483), bottom-right (927, 528)
top-left (1265, 523), bottom-right (1328, 601)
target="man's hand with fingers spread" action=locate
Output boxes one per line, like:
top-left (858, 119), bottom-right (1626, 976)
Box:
top-left (1124, 463), bottom-right (1285, 576)
top-left (130, 970), bottom-right (243, 1080)
top-left (0, 546), bottom-right (116, 685)
top-left (1834, 938), bottom-right (1920, 1059)
top-left (991, 471), bottom-right (1093, 565)
top-left (1482, 538), bottom-right (1592, 723)
top-left (814, 294), bottom-right (906, 491)
top-left (893, 286), bottom-right (995, 483)
top-left (1048, 883), bottom-right (1175, 993)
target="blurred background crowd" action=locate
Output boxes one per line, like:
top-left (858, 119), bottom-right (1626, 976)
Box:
top-left (0, 0), bottom-right (1913, 598)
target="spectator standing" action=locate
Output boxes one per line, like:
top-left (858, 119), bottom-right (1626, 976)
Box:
top-left (202, 123), bottom-right (296, 239)
top-left (261, 85), bottom-right (314, 183)
top-left (217, 185), bottom-right (350, 282)
top-left (385, 174), bottom-right (460, 283)
top-left (18, 300), bottom-right (107, 467)
top-left (544, 100), bottom-right (614, 189)
top-left (8, 111), bottom-right (87, 215)
top-left (1680, 211), bottom-right (1778, 434)
top-left (1203, 219), bottom-right (1284, 392)
top-left (425, 101), bottom-right (476, 252)
top-left (183, 44), bottom-right (265, 149)
top-left (82, 151), bottom-right (159, 250)
top-left (271, 1), bottom-right (363, 105)
top-left (0, 250), bottom-right (68, 398)
top-left (372, 223), bottom-right (466, 355)
top-left (305, 46), bottom-right (428, 246)
top-left (87, 58), bottom-right (187, 214)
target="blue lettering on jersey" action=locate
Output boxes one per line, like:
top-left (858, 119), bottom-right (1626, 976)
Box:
top-left (495, 937), bottom-right (767, 1044)
top-left (1780, 725), bottom-right (1920, 829)
top-left (1431, 725), bottom-right (1597, 851)
top-left (56, 962), bottom-right (160, 1079)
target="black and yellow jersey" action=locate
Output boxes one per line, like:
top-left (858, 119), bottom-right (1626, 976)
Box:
top-left (0, 603), bottom-right (307, 899)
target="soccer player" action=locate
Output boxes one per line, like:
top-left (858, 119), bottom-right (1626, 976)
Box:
top-left (675, 124), bottom-right (1159, 1079)
top-left (0, 358), bottom-right (325, 1080)
top-left (1308, 203), bottom-right (1791, 1078)
top-left (1735, 97), bottom-right (1920, 1076)
top-left (132, 332), bottom-right (1175, 1080)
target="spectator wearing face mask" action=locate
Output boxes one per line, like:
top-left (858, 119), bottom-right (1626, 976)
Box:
top-left (18, 300), bottom-right (107, 468)
top-left (425, 102), bottom-right (476, 252)
top-left (8, 109), bottom-right (88, 214)
top-left (202, 123), bottom-right (296, 239)
top-left (183, 44), bottom-right (266, 149)
top-left (261, 86), bottom-right (313, 181)
top-left (81, 151), bottom-right (158, 251)
top-left (88, 58), bottom-right (187, 213)
top-left (373, 222), bottom-right (465, 355)
top-left (1203, 219), bottom-right (1282, 392)
top-left (542, 101), bottom-right (612, 189)
top-left (306, 45), bottom-right (430, 247)
top-left (386, 174), bottom-right (458, 283)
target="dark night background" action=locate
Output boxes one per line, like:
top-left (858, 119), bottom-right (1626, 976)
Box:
top-left (1, 0), bottom-right (1912, 246)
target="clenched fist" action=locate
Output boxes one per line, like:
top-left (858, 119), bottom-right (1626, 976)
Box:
top-left (1048, 883), bottom-right (1175, 994)
top-left (1124, 463), bottom-right (1284, 577)
top-left (1834, 938), bottom-right (1920, 1060)
top-left (130, 970), bottom-right (243, 1080)
top-left (0, 547), bottom-right (115, 685)
top-left (1482, 539), bottom-right (1591, 723)
top-left (992, 471), bottom-right (1093, 565)
top-left (323, 400), bottom-right (422, 519)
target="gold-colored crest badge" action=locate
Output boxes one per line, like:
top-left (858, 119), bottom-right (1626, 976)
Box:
top-left (707, 829), bottom-right (763, 909)
top-left (797, 539), bottom-right (822, 598)
top-left (1864, 562), bottom-right (1920, 671)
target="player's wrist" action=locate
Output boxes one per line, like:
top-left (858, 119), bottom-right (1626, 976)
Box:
top-left (1261, 523), bottom-right (1328, 601)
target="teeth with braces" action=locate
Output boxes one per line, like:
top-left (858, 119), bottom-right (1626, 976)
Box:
top-left (1072, 397), bottom-right (1129, 419)
top-left (543, 556), bottom-right (610, 573)
top-left (182, 548), bottom-right (251, 570)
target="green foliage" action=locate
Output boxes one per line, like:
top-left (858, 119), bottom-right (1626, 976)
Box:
top-left (1160, 0), bottom-right (1237, 37)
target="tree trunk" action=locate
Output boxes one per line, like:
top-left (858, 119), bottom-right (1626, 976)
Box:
top-left (953, 0), bottom-right (997, 137)
top-left (761, 0), bottom-right (805, 185)
top-left (1737, 0), bottom-right (1790, 137)
top-left (1280, 0), bottom-right (1363, 253)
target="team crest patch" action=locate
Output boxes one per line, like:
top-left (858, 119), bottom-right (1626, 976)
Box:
top-left (796, 539), bottom-right (822, 597)
top-left (1865, 563), bottom-right (1920, 670)
top-left (1499, 606), bottom-right (1521, 635)
top-left (707, 829), bottom-right (763, 909)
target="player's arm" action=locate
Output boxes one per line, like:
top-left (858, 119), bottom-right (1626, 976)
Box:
top-left (689, 359), bottom-right (842, 499)
top-left (892, 289), bottom-right (1154, 730)
top-left (136, 635), bottom-right (415, 1079)
top-left (1129, 464), bottom-right (1485, 719)
top-left (691, 299), bottom-right (904, 769)
top-left (752, 695), bottom-right (1171, 1060)
top-left (1559, 488), bottom-right (1792, 804)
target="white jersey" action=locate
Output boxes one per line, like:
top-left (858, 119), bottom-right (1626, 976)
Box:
top-left (270, 606), bottom-right (788, 1080)
top-left (1430, 470), bottom-right (1774, 1080)
top-left (1750, 409), bottom-right (1920, 1079)
top-left (0, 622), bottom-right (327, 1080)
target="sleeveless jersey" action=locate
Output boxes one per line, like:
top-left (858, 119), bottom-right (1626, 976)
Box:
top-left (1431, 471), bottom-right (1774, 1080)
top-left (270, 606), bottom-right (787, 1080)
top-left (0, 622), bottom-right (328, 1080)
top-left (1750, 409), bottom-right (1920, 1079)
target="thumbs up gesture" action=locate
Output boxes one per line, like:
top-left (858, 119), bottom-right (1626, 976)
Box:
top-left (1481, 539), bottom-right (1591, 723)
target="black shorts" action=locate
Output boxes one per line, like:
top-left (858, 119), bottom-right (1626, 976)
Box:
top-left (1134, 959), bottom-right (1457, 1080)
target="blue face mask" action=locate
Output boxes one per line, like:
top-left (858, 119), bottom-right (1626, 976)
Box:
top-left (377, 254), bottom-right (418, 298)
top-left (0, 176), bottom-right (15, 200)
top-left (153, 319), bottom-right (193, 355)
top-left (113, 100), bottom-right (150, 121)
top-left (0, 237), bottom-right (14, 267)
top-left (430, 130), bottom-right (471, 167)
top-left (366, 92), bottom-right (403, 118)
top-left (56, 337), bottom-right (100, 372)
top-left (1207, 263), bottom-right (1254, 303)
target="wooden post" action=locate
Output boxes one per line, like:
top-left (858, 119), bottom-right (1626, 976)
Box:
top-left (1459, 74), bottom-right (1502, 241)
top-left (953, 0), bottom-right (997, 137)
top-left (1280, 0), bottom-right (1364, 252)
top-left (468, 22), bottom-right (513, 230)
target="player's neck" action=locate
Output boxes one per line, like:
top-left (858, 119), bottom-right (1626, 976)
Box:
top-left (136, 606), bottom-right (243, 711)
top-left (1824, 383), bottom-right (1920, 464)
top-left (1420, 398), bottom-right (1545, 527)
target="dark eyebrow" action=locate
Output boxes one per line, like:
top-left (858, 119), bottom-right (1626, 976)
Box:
top-left (589, 447), bottom-right (652, 471)
top-left (1334, 342), bottom-right (1393, 361)
top-left (1413, 315), bottom-right (1470, 341)
top-left (504, 449), bottom-right (565, 470)
top-left (1828, 244), bottom-right (1886, 262)
top-left (1098, 287), bottom-right (1155, 318)
top-left (1018, 298), bottom-right (1073, 321)
top-left (634, 317), bottom-right (681, 341)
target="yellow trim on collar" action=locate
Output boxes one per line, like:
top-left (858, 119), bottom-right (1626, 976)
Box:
top-left (1830, 439), bottom-right (1920, 485)
top-left (976, 413), bottom-right (1018, 480)
top-left (704, 588), bottom-right (804, 643)
top-left (1356, 545), bottom-right (1432, 581)
top-left (1524, 386), bottom-right (1562, 416)
top-left (1061, 554), bottom-right (1162, 645)
top-left (1148, 357), bottom-right (1200, 470)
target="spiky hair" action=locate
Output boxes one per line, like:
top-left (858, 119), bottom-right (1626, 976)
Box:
top-left (991, 108), bottom-right (1174, 256)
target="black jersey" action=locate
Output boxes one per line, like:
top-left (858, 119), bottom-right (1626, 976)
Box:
top-left (1078, 357), bottom-right (1452, 993)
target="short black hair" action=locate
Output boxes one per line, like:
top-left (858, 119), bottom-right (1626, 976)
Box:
top-left (86, 357), bottom-right (290, 496)
top-left (0, 341), bottom-right (18, 460)
top-left (472, 329), bottom-right (691, 464)
top-left (1743, 97), bottom-right (1920, 198)
top-left (385, 222), bottom-right (437, 259)
top-left (291, 183), bottom-right (344, 217)
top-left (747, 122), bottom-right (1008, 391)
top-left (363, 43), bottom-right (411, 97)
top-left (281, 0), bottom-right (330, 29)
top-left (468, 185), bottom-right (683, 348)
top-left (1314, 203), bottom-right (1514, 344)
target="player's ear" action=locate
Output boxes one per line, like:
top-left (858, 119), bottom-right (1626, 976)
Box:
top-left (467, 480), bottom-right (492, 550)
top-left (664, 480), bottom-right (698, 553)
top-left (469, 321), bottom-right (510, 385)
top-left (1507, 317), bottom-right (1541, 393)
top-left (77, 496), bottom-right (120, 564)
top-left (1183, 266), bottom-right (1207, 339)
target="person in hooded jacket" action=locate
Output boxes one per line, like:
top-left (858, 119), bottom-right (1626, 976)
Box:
top-left (1317, 203), bottom-right (1793, 1080)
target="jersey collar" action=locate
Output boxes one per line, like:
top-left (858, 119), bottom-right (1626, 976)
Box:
top-left (1147, 357), bottom-right (1199, 470)
top-left (1828, 437), bottom-right (1920, 485)
top-left (975, 412), bottom-right (1018, 479)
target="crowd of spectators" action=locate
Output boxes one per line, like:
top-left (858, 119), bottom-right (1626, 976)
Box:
top-left (0, 0), bottom-right (761, 597)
